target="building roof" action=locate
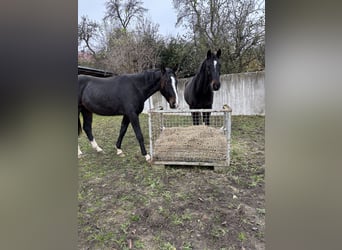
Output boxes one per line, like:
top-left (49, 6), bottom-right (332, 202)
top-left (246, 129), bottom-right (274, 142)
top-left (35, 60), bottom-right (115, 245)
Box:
top-left (78, 66), bottom-right (114, 77)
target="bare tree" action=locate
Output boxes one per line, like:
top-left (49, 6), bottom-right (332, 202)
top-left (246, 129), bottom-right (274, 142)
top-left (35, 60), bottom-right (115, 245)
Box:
top-left (78, 16), bottom-right (100, 57)
top-left (104, 0), bottom-right (147, 32)
top-left (100, 1), bottom-right (164, 74)
top-left (104, 18), bottom-right (162, 74)
top-left (224, 0), bottom-right (265, 72)
top-left (134, 18), bottom-right (162, 70)
top-left (173, 0), bottom-right (265, 73)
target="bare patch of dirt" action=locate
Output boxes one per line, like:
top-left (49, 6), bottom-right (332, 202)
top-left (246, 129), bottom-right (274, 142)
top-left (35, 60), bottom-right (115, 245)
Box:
top-left (78, 115), bottom-right (265, 249)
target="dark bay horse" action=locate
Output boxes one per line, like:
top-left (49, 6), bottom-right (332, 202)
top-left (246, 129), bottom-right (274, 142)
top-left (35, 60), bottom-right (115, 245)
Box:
top-left (78, 66), bottom-right (179, 161)
top-left (184, 49), bottom-right (221, 125)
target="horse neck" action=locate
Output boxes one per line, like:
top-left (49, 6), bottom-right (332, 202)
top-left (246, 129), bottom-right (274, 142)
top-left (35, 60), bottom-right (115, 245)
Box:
top-left (194, 62), bottom-right (211, 94)
top-left (141, 70), bottom-right (162, 98)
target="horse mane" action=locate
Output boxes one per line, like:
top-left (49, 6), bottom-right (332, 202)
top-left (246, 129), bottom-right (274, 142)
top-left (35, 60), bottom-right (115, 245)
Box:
top-left (197, 58), bottom-right (207, 75)
top-left (192, 58), bottom-right (209, 93)
top-left (144, 68), bottom-right (162, 83)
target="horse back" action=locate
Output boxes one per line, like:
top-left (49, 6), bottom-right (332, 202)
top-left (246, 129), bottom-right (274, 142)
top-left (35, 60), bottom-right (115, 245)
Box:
top-left (78, 74), bottom-right (144, 116)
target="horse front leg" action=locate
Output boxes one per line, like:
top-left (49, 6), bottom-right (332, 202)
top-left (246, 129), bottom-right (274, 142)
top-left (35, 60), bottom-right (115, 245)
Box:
top-left (203, 111), bottom-right (211, 126)
top-left (115, 115), bottom-right (130, 157)
top-left (129, 113), bottom-right (150, 162)
top-left (81, 108), bottom-right (103, 153)
top-left (191, 112), bottom-right (201, 125)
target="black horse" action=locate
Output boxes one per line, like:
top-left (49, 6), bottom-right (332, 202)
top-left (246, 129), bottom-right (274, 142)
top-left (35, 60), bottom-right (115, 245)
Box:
top-left (78, 65), bottom-right (179, 161)
top-left (184, 49), bottom-right (221, 125)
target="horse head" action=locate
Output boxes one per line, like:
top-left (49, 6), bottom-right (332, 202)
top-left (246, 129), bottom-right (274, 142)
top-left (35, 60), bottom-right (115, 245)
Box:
top-left (205, 49), bottom-right (222, 91)
top-left (160, 65), bottom-right (179, 109)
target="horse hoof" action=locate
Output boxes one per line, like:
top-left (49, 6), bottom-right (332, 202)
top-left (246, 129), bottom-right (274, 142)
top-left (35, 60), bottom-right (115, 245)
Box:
top-left (116, 148), bottom-right (125, 157)
top-left (145, 154), bottom-right (151, 162)
top-left (91, 140), bottom-right (103, 153)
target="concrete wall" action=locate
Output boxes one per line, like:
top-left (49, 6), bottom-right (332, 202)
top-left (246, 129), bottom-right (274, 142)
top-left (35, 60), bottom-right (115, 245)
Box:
top-left (144, 71), bottom-right (265, 115)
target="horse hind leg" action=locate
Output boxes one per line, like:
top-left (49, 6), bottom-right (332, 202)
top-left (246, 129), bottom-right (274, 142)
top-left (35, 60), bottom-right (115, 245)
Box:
top-left (78, 115), bottom-right (82, 136)
top-left (78, 112), bottom-right (83, 158)
top-left (81, 109), bottom-right (103, 153)
top-left (129, 113), bottom-right (151, 162)
top-left (78, 144), bottom-right (83, 158)
top-left (115, 115), bottom-right (130, 157)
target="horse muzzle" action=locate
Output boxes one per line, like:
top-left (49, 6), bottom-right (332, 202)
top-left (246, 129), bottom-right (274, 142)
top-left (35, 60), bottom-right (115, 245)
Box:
top-left (169, 98), bottom-right (179, 109)
top-left (211, 80), bottom-right (221, 91)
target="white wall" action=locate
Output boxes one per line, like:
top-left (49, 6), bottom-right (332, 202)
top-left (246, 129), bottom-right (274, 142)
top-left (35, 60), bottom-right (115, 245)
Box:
top-left (144, 71), bottom-right (265, 115)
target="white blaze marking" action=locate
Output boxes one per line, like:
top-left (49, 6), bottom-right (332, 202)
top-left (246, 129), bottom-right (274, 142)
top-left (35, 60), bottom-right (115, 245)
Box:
top-left (171, 76), bottom-right (179, 107)
top-left (90, 139), bottom-right (103, 152)
top-left (213, 60), bottom-right (217, 72)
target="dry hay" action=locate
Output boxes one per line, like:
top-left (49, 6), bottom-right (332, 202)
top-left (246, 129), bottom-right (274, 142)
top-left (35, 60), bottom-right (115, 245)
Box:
top-left (153, 125), bottom-right (227, 163)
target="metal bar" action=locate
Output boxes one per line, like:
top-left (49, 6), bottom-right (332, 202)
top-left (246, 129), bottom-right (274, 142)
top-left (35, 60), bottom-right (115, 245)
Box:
top-left (226, 111), bottom-right (232, 166)
top-left (152, 161), bottom-right (228, 167)
top-left (148, 107), bottom-right (232, 114)
top-left (148, 97), bottom-right (154, 157)
top-left (160, 112), bottom-right (164, 131)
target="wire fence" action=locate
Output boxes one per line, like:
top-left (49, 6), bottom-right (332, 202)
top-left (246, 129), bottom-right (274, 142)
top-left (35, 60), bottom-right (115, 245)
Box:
top-left (148, 107), bottom-right (232, 167)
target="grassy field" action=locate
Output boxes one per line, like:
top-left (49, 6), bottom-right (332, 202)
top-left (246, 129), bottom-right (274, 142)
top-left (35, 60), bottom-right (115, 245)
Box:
top-left (78, 114), bottom-right (265, 249)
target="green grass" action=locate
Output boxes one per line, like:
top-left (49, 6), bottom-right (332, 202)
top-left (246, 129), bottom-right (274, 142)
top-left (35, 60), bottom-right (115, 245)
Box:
top-left (78, 114), bottom-right (265, 249)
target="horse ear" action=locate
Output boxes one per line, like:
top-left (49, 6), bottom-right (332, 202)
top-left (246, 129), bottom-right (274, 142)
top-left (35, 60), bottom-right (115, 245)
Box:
top-left (160, 64), bottom-right (166, 74)
top-left (207, 50), bottom-right (212, 59)
top-left (172, 64), bottom-right (179, 73)
top-left (216, 49), bottom-right (221, 58)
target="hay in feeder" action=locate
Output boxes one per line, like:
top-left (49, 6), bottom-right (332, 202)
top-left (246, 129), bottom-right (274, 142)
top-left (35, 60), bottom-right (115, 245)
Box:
top-left (153, 125), bottom-right (227, 163)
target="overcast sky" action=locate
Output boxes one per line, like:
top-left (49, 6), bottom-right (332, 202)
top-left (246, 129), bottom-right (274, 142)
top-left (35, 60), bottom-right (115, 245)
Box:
top-left (78, 0), bottom-right (184, 37)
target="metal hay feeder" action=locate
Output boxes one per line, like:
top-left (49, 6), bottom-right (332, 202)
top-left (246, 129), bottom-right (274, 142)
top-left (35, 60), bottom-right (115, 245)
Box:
top-left (148, 107), bottom-right (232, 169)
